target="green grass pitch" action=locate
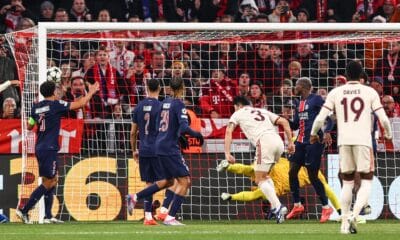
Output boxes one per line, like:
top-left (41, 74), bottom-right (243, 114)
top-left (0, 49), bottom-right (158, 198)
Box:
top-left (0, 220), bottom-right (399, 240)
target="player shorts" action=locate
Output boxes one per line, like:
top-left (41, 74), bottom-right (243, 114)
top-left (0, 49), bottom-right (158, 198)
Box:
top-left (139, 156), bottom-right (166, 182)
top-left (159, 155), bottom-right (190, 179)
top-left (339, 145), bottom-right (374, 173)
top-left (289, 142), bottom-right (324, 170)
top-left (35, 150), bottom-right (58, 178)
top-left (253, 134), bottom-right (284, 173)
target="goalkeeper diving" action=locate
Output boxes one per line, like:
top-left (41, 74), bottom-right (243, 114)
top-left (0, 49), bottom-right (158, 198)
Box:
top-left (217, 157), bottom-right (341, 215)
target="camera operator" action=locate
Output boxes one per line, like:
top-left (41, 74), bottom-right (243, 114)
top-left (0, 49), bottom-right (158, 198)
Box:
top-left (236, 0), bottom-right (259, 22)
top-left (0, 0), bottom-right (35, 33)
top-left (268, 0), bottom-right (296, 22)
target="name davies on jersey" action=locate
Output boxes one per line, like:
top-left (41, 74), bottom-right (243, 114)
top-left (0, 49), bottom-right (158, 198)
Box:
top-left (343, 89), bottom-right (361, 95)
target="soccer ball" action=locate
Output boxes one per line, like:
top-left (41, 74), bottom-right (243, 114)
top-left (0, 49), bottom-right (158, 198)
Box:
top-left (46, 66), bottom-right (62, 83)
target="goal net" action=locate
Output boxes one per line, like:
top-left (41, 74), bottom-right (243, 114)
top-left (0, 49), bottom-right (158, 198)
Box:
top-left (5, 23), bottom-right (400, 222)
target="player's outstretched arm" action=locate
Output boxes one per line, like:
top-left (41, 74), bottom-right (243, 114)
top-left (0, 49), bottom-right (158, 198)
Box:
top-left (224, 122), bottom-right (236, 163)
top-left (375, 108), bottom-right (393, 140)
top-left (275, 117), bottom-right (295, 154)
top-left (70, 82), bottom-right (99, 110)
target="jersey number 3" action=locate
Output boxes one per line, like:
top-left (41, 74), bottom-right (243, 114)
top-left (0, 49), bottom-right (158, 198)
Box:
top-left (159, 110), bottom-right (169, 132)
top-left (251, 110), bottom-right (265, 121)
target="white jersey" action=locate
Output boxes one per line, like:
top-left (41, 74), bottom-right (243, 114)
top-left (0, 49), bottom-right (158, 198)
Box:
top-left (323, 81), bottom-right (383, 147)
top-left (110, 49), bottom-right (135, 76)
top-left (229, 106), bottom-right (281, 145)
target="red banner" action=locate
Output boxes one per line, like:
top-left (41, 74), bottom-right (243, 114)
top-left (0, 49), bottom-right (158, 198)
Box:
top-left (0, 119), bottom-right (84, 154)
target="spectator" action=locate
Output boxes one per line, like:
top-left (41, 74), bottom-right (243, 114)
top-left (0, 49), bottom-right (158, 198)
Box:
top-left (268, 78), bottom-right (295, 114)
top-left (255, 13), bottom-right (269, 22)
top-left (72, 51), bottom-right (95, 77)
top-left (196, 0), bottom-right (220, 22)
top-left (375, 41), bottom-right (400, 96)
top-left (163, 0), bottom-right (198, 22)
top-left (236, 0), bottom-right (259, 22)
top-left (96, 8), bottom-right (111, 22)
top-left (0, 0), bottom-right (33, 33)
top-left (238, 72), bottom-right (251, 96)
top-left (372, 0), bottom-right (396, 22)
top-left (220, 14), bottom-right (234, 22)
top-left (1, 97), bottom-right (18, 118)
top-left (291, 43), bottom-right (319, 78)
top-left (286, 60), bottom-right (302, 85)
top-left (310, 58), bottom-right (335, 90)
top-left (369, 76), bottom-right (384, 98)
top-left (171, 61), bottom-right (196, 105)
top-left (296, 8), bottom-right (309, 22)
top-left (268, 0), bottom-right (296, 22)
top-left (54, 8), bottom-right (69, 22)
top-left (85, 46), bottom-right (126, 118)
top-left (125, 55), bottom-right (149, 106)
top-left (0, 43), bottom-right (19, 106)
top-left (249, 81), bottom-right (267, 108)
top-left (126, 0), bottom-right (158, 22)
top-left (270, 44), bottom-right (285, 92)
top-left (110, 37), bottom-right (135, 78)
top-left (199, 67), bottom-right (237, 118)
top-left (39, 1), bottom-right (54, 22)
top-left (64, 76), bottom-right (92, 119)
top-left (317, 88), bottom-right (328, 100)
top-left (382, 95), bottom-right (400, 117)
top-left (327, 0), bottom-right (356, 22)
top-left (69, 0), bottom-right (92, 22)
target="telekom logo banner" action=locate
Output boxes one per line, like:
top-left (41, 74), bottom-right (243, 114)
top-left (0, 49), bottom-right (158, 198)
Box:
top-left (0, 119), bottom-right (84, 154)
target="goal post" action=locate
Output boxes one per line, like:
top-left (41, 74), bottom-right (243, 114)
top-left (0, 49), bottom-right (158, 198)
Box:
top-left (5, 23), bottom-right (400, 222)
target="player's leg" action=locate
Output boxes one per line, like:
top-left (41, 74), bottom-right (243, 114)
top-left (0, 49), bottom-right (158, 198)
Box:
top-left (163, 155), bottom-right (190, 226)
top-left (349, 146), bottom-right (374, 232)
top-left (17, 151), bottom-right (58, 224)
top-left (226, 163), bottom-right (255, 177)
top-left (254, 136), bottom-right (286, 223)
top-left (338, 145), bottom-right (356, 234)
top-left (223, 188), bottom-right (265, 202)
top-left (305, 144), bottom-right (333, 222)
top-left (127, 156), bottom-right (172, 216)
top-left (322, 182), bottom-right (341, 215)
top-left (157, 181), bottom-right (177, 221)
top-left (287, 143), bottom-right (305, 219)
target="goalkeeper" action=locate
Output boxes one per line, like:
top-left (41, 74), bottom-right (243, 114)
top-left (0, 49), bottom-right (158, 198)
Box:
top-left (218, 157), bottom-right (341, 214)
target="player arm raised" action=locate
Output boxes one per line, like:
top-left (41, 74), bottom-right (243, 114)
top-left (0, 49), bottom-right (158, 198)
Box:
top-left (69, 82), bottom-right (99, 111)
top-left (310, 106), bottom-right (331, 144)
top-left (275, 117), bottom-right (295, 154)
top-left (224, 122), bottom-right (236, 163)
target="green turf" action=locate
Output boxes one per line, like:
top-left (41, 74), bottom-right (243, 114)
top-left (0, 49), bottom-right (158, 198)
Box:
top-left (0, 220), bottom-right (399, 240)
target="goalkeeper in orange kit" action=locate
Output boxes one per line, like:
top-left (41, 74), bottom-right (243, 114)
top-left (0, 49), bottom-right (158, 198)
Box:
top-left (217, 157), bottom-right (341, 215)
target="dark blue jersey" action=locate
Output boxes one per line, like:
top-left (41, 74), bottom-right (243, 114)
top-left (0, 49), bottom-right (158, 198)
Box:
top-left (292, 93), bottom-right (324, 144)
top-left (155, 98), bottom-right (189, 156)
top-left (31, 99), bottom-right (70, 151)
top-left (132, 97), bottom-right (161, 157)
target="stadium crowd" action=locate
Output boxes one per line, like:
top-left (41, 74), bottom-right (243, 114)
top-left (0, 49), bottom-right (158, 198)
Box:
top-left (1, 0), bottom-right (400, 122)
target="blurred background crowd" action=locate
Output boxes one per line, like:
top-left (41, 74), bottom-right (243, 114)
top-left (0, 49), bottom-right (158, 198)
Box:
top-left (1, 0), bottom-right (400, 123)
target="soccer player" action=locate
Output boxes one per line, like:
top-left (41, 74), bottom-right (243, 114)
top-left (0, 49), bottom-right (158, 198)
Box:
top-left (127, 78), bottom-right (174, 225)
top-left (156, 77), bottom-right (203, 225)
top-left (149, 77), bottom-right (203, 226)
top-left (225, 95), bottom-right (295, 223)
top-left (287, 77), bottom-right (334, 223)
top-left (217, 157), bottom-right (341, 215)
top-left (311, 61), bottom-right (392, 234)
top-left (16, 80), bottom-right (99, 224)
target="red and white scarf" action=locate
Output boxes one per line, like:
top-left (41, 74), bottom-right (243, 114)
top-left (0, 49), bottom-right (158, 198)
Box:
top-left (213, 79), bottom-right (233, 102)
top-left (387, 53), bottom-right (398, 81)
top-left (93, 63), bottom-right (118, 105)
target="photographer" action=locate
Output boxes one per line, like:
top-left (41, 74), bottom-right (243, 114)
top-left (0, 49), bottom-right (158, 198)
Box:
top-left (236, 0), bottom-right (259, 22)
top-left (267, 0), bottom-right (296, 22)
top-left (0, 0), bottom-right (35, 33)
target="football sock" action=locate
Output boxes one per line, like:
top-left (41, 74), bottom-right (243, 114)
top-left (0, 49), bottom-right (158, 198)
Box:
top-left (168, 194), bottom-right (185, 218)
top-left (289, 163), bottom-right (301, 203)
top-left (307, 168), bottom-right (329, 206)
top-left (340, 180), bottom-right (354, 219)
top-left (227, 163), bottom-right (254, 177)
top-left (22, 185), bottom-right (47, 214)
top-left (136, 184), bottom-right (160, 200)
top-left (44, 187), bottom-right (55, 219)
top-left (259, 178), bottom-right (280, 210)
top-left (144, 195), bottom-right (153, 215)
top-left (324, 182), bottom-right (341, 211)
top-left (353, 179), bottom-right (372, 218)
top-left (161, 188), bottom-right (175, 210)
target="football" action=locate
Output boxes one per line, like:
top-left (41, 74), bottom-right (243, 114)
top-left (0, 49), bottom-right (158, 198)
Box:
top-left (46, 66), bottom-right (62, 83)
